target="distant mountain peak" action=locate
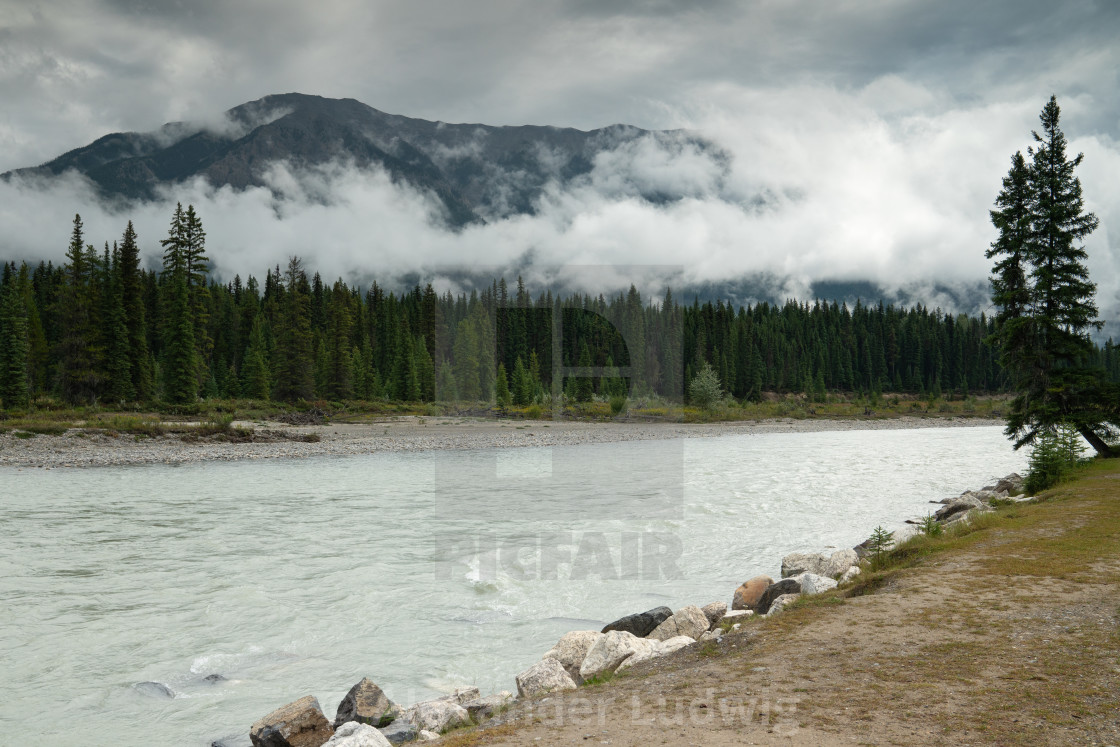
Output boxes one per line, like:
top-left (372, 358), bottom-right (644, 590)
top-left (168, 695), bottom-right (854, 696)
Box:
top-left (3, 93), bottom-right (719, 227)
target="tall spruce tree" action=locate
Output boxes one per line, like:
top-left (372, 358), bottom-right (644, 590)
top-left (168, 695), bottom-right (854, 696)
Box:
top-left (990, 96), bottom-right (1116, 455)
top-left (118, 221), bottom-right (152, 399)
top-left (160, 206), bottom-right (199, 404)
top-left (274, 257), bottom-right (315, 401)
top-left (57, 214), bottom-right (101, 403)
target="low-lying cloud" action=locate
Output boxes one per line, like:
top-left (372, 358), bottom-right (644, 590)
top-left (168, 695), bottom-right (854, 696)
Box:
top-left (1, 84), bottom-right (1117, 334)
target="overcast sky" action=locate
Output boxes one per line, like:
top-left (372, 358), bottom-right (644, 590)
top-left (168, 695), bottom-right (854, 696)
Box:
top-left (1, 0), bottom-right (1118, 320)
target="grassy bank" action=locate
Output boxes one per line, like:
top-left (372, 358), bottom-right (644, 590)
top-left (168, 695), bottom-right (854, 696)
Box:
top-left (438, 459), bottom-right (1120, 746)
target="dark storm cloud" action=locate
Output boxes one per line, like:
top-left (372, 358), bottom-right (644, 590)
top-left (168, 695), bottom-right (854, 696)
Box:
top-left (1, 0), bottom-right (1119, 324)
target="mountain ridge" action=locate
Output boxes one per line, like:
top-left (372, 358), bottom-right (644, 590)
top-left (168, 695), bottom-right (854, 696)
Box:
top-left (3, 93), bottom-right (716, 226)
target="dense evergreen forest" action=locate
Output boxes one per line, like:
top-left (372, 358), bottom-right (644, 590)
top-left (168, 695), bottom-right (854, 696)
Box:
top-left (1, 206), bottom-right (1118, 410)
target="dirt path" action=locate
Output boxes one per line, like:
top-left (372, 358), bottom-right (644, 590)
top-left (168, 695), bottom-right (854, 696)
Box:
top-left (443, 463), bottom-right (1120, 746)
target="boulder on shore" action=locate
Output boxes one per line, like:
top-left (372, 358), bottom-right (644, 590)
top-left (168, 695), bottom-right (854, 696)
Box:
top-left (377, 720), bottom-right (416, 745)
top-left (542, 630), bottom-right (602, 684)
top-left (401, 700), bottom-right (469, 734)
top-left (839, 566), bottom-right (861, 584)
top-left (515, 657), bottom-right (577, 699)
top-left (995, 473), bottom-right (1025, 495)
top-left (781, 549), bottom-right (858, 579)
top-left (579, 630), bottom-right (656, 681)
top-left (732, 575), bottom-right (773, 610)
top-left (754, 578), bottom-right (801, 614)
top-left (766, 594), bottom-right (800, 616)
top-left (323, 722), bottom-right (392, 747)
top-left (701, 601), bottom-right (728, 629)
top-left (334, 678), bottom-right (397, 728)
top-left (250, 695), bottom-right (335, 747)
top-left (600, 606), bottom-right (673, 638)
top-left (795, 572), bottom-right (838, 596)
top-left (934, 495), bottom-right (985, 521)
top-left (647, 605), bottom-right (708, 641)
top-left (463, 691), bottom-right (513, 722)
top-left (616, 635), bottom-right (696, 672)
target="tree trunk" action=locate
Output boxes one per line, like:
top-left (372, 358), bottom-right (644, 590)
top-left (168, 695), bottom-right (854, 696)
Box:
top-left (1077, 424), bottom-right (1116, 458)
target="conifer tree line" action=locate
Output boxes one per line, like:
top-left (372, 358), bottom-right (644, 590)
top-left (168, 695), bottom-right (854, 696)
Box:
top-left (2, 204), bottom-right (1118, 411)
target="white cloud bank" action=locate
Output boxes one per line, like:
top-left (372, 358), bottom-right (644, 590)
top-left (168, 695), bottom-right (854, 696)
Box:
top-left (1, 84), bottom-right (1117, 331)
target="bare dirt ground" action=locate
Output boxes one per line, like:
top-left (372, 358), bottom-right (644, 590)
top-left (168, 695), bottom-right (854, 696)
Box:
top-left (440, 463), bottom-right (1120, 747)
top-left (0, 415), bottom-right (1001, 468)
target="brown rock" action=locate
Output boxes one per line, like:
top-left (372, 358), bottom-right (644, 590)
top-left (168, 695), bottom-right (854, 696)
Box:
top-left (250, 695), bottom-right (334, 747)
top-left (333, 677), bottom-right (397, 728)
top-left (732, 575), bottom-right (774, 611)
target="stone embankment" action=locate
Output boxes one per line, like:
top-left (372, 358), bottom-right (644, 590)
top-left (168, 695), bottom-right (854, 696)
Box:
top-left (234, 471), bottom-right (1027, 747)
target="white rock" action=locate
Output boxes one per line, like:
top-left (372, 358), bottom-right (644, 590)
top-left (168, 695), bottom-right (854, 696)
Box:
top-left (825, 548), bottom-right (859, 577)
top-left (783, 548), bottom-right (860, 578)
top-left (699, 630), bottom-right (722, 643)
top-left (417, 729), bottom-right (440, 741)
top-left (579, 630), bottom-right (656, 680)
top-left (437, 687), bottom-right (480, 706)
top-left (616, 636), bottom-right (697, 672)
top-left (646, 616), bottom-right (679, 641)
top-left (403, 700), bottom-right (469, 733)
top-left (839, 566), bottom-right (862, 584)
top-left (795, 572), bottom-right (838, 595)
top-left (515, 657), bottom-right (578, 699)
top-left (671, 605), bottom-right (710, 640)
top-left (542, 631), bottom-right (602, 684)
top-left (720, 609), bottom-right (754, 621)
top-left (765, 593), bottom-right (800, 616)
top-left (325, 721), bottom-right (394, 747)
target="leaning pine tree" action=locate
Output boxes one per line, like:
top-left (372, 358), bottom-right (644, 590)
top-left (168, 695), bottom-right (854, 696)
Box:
top-left (988, 96), bottom-right (1118, 456)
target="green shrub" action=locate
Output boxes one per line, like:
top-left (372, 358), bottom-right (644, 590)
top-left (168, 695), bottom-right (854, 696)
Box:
top-left (609, 394), bottom-right (628, 416)
top-left (1025, 425), bottom-right (1086, 493)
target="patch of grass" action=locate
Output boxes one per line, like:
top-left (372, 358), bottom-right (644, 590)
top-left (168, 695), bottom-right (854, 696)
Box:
top-left (698, 641), bottom-right (721, 657)
top-left (580, 671), bottom-right (618, 687)
top-left (19, 422), bottom-right (69, 435)
top-left (14, 430), bottom-right (37, 439)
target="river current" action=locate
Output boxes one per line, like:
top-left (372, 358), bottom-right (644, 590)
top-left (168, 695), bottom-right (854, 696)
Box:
top-left (0, 425), bottom-right (1027, 745)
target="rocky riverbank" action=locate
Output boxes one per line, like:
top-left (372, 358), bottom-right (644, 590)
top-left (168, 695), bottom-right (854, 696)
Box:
top-left (0, 415), bottom-right (1002, 468)
top-left (233, 471), bottom-right (1028, 747)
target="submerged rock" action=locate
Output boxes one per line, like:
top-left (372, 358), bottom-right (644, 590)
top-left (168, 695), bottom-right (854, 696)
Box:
top-left (323, 722), bottom-right (392, 747)
top-left (203, 674), bottom-right (228, 684)
top-left (334, 678), bottom-right (397, 728)
top-left (600, 606), bottom-right (673, 638)
top-left (516, 657), bottom-right (578, 698)
top-left (134, 681), bottom-right (175, 699)
top-left (250, 695), bottom-right (334, 747)
top-left (732, 575), bottom-right (773, 611)
top-left (542, 630), bottom-right (602, 684)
